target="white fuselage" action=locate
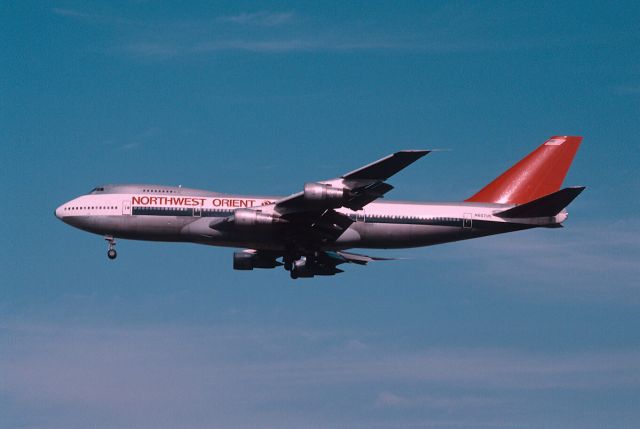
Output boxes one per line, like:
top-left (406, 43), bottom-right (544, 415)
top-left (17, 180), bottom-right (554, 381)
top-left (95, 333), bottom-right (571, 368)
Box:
top-left (55, 184), bottom-right (565, 252)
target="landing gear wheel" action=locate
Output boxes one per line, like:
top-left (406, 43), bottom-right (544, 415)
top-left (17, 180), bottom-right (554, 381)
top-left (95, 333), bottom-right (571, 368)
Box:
top-left (290, 269), bottom-right (298, 280)
top-left (105, 235), bottom-right (117, 260)
top-left (283, 254), bottom-right (294, 272)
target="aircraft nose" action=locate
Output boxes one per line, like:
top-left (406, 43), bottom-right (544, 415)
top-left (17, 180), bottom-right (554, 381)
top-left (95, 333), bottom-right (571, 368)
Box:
top-left (54, 204), bottom-right (64, 220)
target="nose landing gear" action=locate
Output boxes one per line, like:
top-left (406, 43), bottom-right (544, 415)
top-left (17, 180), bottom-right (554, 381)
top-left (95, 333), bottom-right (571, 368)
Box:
top-left (105, 236), bottom-right (117, 260)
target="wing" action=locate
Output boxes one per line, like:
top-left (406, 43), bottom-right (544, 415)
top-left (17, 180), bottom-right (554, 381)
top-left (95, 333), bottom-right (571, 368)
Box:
top-left (275, 150), bottom-right (429, 213)
top-left (270, 150), bottom-right (429, 246)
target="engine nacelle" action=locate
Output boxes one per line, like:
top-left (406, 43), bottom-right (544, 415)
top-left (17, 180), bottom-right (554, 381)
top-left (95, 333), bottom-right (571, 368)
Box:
top-left (233, 251), bottom-right (281, 270)
top-left (232, 209), bottom-right (278, 227)
top-left (290, 257), bottom-right (342, 279)
top-left (303, 182), bottom-right (347, 204)
top-left (290, 258), bottom-right (316, 278)
top-left (233, 252), bottom-right (255, 270)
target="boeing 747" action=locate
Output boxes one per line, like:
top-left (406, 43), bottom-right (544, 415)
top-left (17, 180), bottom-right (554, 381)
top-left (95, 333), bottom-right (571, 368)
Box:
top-left (55, 136), bottom-right (584, 278)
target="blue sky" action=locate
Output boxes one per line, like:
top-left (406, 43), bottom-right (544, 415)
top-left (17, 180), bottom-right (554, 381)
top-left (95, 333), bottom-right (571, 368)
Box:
top-left (2, 1), bottom-right (639, 428)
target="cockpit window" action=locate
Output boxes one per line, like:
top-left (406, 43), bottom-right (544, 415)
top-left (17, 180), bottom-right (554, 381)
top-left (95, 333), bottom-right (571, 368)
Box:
top-left (90, 187), bottom-right (105, 194)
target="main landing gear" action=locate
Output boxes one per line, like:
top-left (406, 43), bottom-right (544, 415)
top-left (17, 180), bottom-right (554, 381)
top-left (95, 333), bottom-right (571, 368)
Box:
top-left (285, 253), bottom-right (316, 280)
top-left (282, 253), bottom-right (302, 279)
top-left (105, 236), bottom-right (117, 260)
top-left (283, 255), bottom-right (294, 272)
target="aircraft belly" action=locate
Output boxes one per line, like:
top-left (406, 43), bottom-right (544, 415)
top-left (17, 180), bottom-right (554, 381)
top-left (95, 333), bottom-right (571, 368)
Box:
top-left (81, 215), bottom-right (187, 241)
top-left (180, 218), bottom-right (286, 250)
top-left (352, 223), bottom-right (463, 248)
top-left (64, 215), bottom-right (533, 252)
top-left (333, 228), bottom-right (362, 247)
top-left (352, 221), bottom-right (532, 249)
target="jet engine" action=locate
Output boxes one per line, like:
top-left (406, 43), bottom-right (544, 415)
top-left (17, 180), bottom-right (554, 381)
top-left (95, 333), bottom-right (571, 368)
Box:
top-left (290, 258), bottom-right (316, 278)
top-left (232, 209), bottom-right (280, 227)
top-left (289, 257), bottom-right (343, 279)
top-left (303, 182), bottom-right (347, 204)
top-left (233, 251), bottom-right (282, 270)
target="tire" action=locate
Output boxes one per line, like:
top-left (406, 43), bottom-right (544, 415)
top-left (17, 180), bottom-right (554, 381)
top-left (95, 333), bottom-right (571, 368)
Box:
top-left (107, 249), bottom-right (117, 260)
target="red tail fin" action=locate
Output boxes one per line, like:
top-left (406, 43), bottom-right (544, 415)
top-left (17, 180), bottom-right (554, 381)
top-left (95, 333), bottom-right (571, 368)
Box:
top-left (465, 136), bottom-right (582, 204)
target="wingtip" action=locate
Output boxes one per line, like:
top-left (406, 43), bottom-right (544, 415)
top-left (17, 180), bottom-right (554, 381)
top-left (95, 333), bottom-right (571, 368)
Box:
top-left (567, 185), bottom-right (587, 193)
top-left (396, 149), bottom-right (431, 157)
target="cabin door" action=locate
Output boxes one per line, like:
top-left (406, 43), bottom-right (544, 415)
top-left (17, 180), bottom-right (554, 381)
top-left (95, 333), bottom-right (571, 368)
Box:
top-left (463, 213), bottom-right (473, 229)
top-left (122, 200), bottom-right (132, 215)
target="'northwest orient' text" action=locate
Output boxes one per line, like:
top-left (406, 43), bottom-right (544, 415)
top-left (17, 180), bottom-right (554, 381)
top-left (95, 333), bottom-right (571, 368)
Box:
top-left (132, 196), bottom-right (263, 208)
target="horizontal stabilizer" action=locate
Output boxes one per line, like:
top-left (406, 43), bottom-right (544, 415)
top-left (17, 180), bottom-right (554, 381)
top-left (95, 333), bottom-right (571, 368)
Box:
top-left (495, 186), bottom-right (585, 218)
top-left (333, 250), bottom-right (394, 265)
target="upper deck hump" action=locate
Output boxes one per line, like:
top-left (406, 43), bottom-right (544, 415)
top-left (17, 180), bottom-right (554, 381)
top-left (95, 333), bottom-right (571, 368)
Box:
top-left (88, 184), bottom-right (280, 200)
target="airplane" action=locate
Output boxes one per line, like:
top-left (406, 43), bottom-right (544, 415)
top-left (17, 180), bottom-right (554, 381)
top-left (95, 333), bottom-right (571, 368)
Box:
top-left (55, 136), bottom-right (584, 279)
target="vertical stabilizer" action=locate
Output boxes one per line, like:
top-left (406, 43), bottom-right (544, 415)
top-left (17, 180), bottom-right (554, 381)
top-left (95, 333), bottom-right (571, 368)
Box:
top-left (465, 136), bottom-right (582, 204)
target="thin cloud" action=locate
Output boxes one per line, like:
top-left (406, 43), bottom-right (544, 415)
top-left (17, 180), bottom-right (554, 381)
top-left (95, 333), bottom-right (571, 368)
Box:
top-left (124, 37), bottom-right (408, 58)
top-left (614, 84), bottom-right (640, 95)
top-left (194, 38), bottom-right (403, 53)
top-left (217, 11), bottom-right (296, 27)
top-left (53, 5), bottom-right (504, 59)
top-left (118, 32), bottom-right (553, 59)
top-left (2, 323), bottom-right (639, 429)
top-left (52, 7), bottom-right (95, 19)
top-left (422, 219), bottom-right (640, 301)
top-left (126, 42), bottom-right (179, 57)
top-left (51, 7), bottom-right (134, 25)
top-left (53, 4), bottom-right (608, 61)
top-left (7, 324), bottom-right (636, 388)
top-left (375, 391), bottom-right (506, 410)
top-left (119, 142), bottom-right (140, 151)
top-left (115, 128), bottom-right (161, 150)
top-left (194, 39), bottom-right (320, 53)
